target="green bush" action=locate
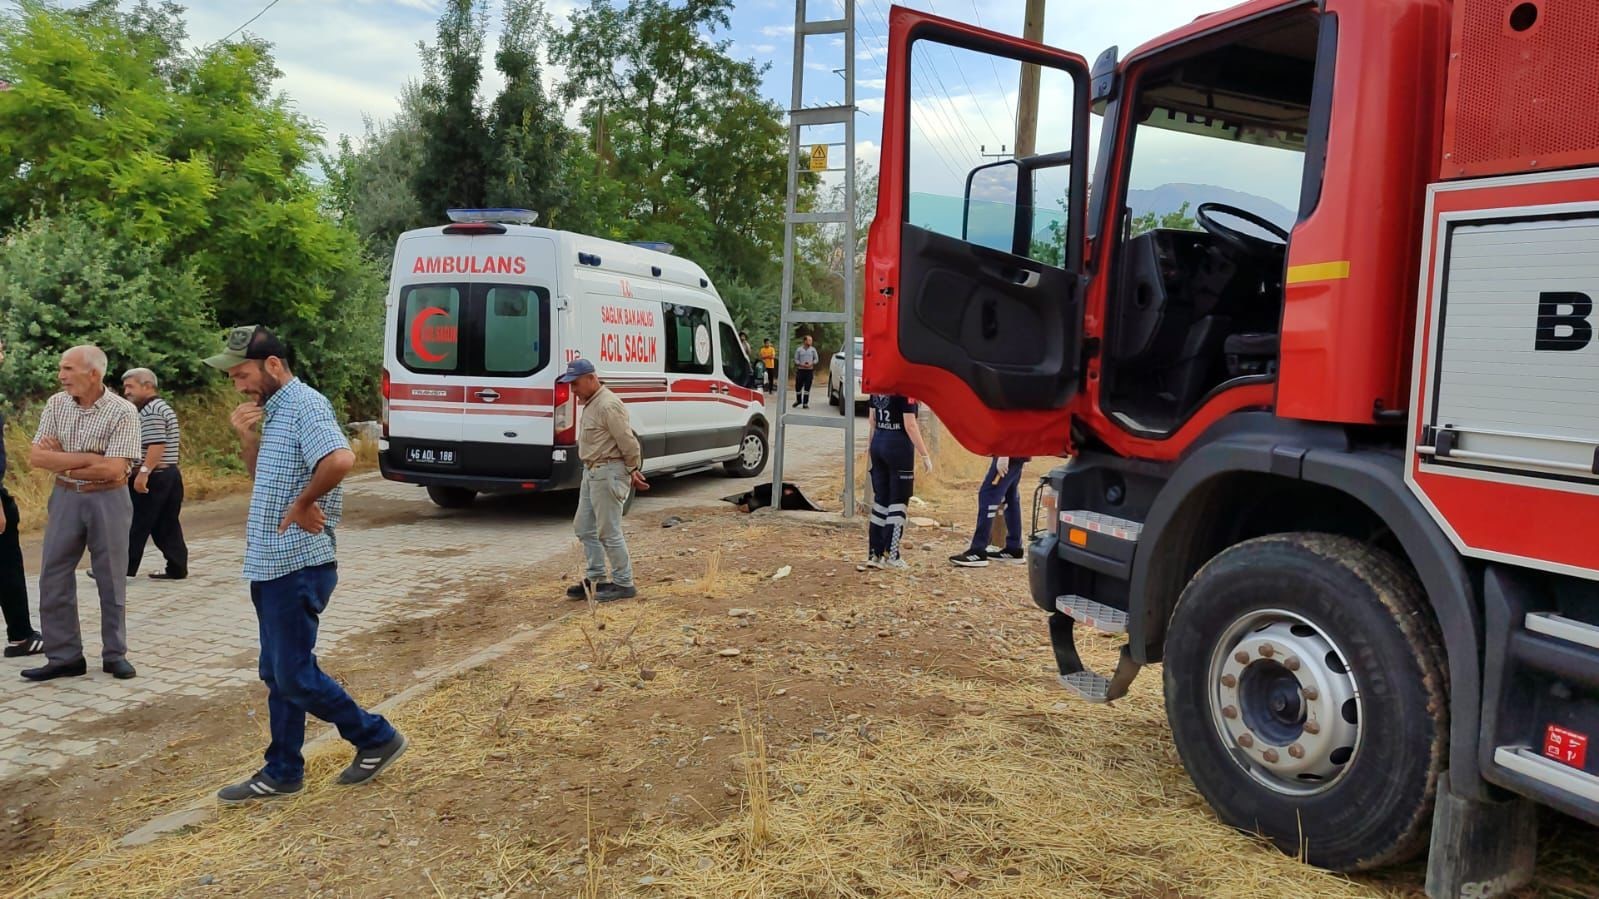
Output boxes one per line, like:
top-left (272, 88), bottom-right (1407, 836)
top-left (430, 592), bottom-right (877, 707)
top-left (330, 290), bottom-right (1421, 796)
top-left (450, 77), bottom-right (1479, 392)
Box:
top-left (0, 213), bottom-right (217, 402)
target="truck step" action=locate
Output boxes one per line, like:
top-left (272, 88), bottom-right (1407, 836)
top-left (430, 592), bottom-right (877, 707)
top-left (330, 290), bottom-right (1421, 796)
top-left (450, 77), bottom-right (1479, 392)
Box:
top-left (1060, 510), bottom-right (1143, 542)
top-left (1059, 671), bottom-right (1113, 702)
top-left (1525, 612), bottom-right (1599, 651)
top-left (1047, 611), bottom-right (1141, 705)
top-left (1493, 746), bottom-right (1599, 804)
top-left (1055, 594), bottom-right (1129, 634)
top-left (669, 463), bottom-right (715, 478)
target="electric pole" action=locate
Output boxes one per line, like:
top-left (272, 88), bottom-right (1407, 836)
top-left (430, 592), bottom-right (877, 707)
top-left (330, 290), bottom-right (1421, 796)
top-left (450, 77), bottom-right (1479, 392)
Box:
top-left (980, 144), bottom-right (1010, 161)
top-left (1015, 0), bottom-right (1045, 158)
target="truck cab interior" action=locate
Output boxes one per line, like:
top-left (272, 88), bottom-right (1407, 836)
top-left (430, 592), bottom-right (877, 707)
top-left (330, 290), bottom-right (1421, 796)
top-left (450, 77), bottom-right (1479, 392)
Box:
top-left (1097, 12), bottom-right (1322, 437)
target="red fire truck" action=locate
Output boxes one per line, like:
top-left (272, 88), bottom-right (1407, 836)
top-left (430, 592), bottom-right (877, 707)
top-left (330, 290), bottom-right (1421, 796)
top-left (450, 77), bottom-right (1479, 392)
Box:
top-left (864, 0), bottom-right (1597, 894)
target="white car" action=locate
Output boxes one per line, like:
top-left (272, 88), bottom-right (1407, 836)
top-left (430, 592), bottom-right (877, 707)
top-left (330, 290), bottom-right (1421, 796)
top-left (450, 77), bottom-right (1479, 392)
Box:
top-left (828, 337), bottom-right (866, 414)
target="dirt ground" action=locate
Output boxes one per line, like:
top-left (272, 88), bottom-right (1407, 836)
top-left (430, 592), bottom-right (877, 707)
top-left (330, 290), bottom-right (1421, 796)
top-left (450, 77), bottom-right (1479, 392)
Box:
top-left (4, 456), bottom-right (1598, 898)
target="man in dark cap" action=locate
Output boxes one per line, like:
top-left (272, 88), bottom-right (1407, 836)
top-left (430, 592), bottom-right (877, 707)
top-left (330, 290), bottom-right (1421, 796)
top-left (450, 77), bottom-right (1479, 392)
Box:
top-left (560, 358), bottom-right (648, 603)
top-left (204, 326), bottom-right (406, 803)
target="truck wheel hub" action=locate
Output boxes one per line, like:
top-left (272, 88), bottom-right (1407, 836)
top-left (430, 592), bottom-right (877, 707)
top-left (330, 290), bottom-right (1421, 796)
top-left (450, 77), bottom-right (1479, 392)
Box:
top-left (1209, 611), bottom-right (1362, 796)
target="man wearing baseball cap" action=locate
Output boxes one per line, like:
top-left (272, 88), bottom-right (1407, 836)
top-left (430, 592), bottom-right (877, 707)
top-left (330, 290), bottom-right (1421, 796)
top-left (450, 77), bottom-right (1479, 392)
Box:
top-left (204, 325), bottom-right (407, 803)
top-left (559, 358), bottom-right (648, 602)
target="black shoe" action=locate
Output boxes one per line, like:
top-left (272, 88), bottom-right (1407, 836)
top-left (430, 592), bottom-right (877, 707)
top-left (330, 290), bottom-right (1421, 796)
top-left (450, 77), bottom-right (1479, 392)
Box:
top-left (949, 551), bottom-right (990, 568)
top-left (988, 547), bottom-right (1026, 564)
top-left (21, 658), bottom-right (87, 681)
top-left (149, 571), bottom-right (187, 580)
top-left (792, 400), bottom-right (802, 408)
top-left (4, 632), bottom-right (44, 658)
top-left (103, 659), bottom-right (137, 679)
top-left (338, 732), bottom-right (409, 785)
top-left (217, 773), bottom-right (303, 804)
top-left (565, 579), bottom-right (609, 600)
top-left (595, 583), bottom-right (637, 603)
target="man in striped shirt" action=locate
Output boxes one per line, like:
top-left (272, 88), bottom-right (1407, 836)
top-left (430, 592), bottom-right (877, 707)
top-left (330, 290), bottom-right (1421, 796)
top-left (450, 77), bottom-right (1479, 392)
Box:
top-left (122, 368), bottom-right (188, 580)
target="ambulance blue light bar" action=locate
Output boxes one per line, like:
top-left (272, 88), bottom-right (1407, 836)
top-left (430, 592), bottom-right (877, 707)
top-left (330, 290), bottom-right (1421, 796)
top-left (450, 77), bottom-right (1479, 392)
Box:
top-left (446, 208), bottom-right (539, 225)
top-left (628, 241), bottom-right (675, 254)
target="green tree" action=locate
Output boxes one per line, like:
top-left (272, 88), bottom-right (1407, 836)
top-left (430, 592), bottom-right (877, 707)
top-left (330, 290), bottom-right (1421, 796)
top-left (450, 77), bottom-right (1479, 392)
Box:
top-left (1129, 201), bottom-right (1198, 237)
top-left (550, 0), bottom-right (788, 286)
top-left (484, 0), bottom-right (569, 218)
top-left (321, 87), bottom-right (431, 255)
top-left (412, 0), bottom-right (493, 217)
top-left (0, 0), bottom-right (384, 411)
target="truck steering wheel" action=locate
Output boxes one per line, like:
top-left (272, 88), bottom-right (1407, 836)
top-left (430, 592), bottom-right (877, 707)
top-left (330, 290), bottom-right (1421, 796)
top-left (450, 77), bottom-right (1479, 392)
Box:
top-left (1195, 202), bottom-right (1290, 258)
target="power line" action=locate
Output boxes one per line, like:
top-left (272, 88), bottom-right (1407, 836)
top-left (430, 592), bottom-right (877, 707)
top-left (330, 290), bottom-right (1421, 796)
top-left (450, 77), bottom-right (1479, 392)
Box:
top-left (858, 0), bottom-right (978, 173)
top-left (968, 0), bottom-right (1018, 136)
top-left (212, 0), bottom-right (282, 46)
top-left (923, 0), bottom-right (1011, 151)
top-left (850, 14), bottom-right (969, 182)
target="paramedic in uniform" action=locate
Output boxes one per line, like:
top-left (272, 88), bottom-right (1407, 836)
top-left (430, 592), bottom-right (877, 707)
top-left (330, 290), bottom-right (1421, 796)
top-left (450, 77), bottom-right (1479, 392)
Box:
top-left (864, 393), bottom-right (932, 569)
top-left (562, 358), bottom-right (649, 602)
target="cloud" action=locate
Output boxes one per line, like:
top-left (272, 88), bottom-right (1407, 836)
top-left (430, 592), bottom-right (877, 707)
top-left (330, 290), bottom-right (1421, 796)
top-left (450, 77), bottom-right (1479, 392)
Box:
top-left (760, 24), bottom-right (795, 38)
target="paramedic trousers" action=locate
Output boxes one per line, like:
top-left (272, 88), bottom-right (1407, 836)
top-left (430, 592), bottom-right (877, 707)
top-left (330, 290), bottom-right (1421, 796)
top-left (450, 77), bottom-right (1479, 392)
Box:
top-left (794, 368), bottom-right (814, 405)
top-left (967, 458), bottom-right (1025, 554)
top-left (575, 461), bottom-right (634, 588)
top-left (765, 364), bottom-right (777, 391)
top-left (868, 435), bottom-right (915, 559)
top-left (128, 466), bottom-right (188, 577)
top-left (0, 488), bottom-right (35, 642)
top-left (39, 485), bottom-right (131, 664)
top-left (252, 563), bottom-right (396, 783)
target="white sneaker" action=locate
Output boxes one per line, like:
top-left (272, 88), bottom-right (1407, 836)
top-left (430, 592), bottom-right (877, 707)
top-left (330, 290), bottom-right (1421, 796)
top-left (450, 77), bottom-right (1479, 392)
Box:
top-left (858, 556), bottom-right (884, 571)
top-left (881, 556), bottom-right (909, 570)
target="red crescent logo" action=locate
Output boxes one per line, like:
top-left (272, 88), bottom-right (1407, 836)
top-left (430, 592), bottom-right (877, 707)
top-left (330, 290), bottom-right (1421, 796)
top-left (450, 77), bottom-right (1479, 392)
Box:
top-left (409, 307), bottom-right (451, 363)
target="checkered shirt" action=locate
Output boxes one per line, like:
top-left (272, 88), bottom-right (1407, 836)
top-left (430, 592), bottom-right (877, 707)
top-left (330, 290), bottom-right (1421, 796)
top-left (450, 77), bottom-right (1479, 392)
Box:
top-left (242, 378), bottom-right (349, 582)
top-left (33, 389), bottom-right (142, 484)
top-left (138, 397), bottom-right (182, 467)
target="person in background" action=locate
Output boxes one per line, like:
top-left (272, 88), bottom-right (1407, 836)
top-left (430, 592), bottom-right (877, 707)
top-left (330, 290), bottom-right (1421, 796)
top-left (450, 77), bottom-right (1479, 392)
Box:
top-left (561, 358), bottom-right (649, 603)
top-left (759, 339), bottom-right (777, 393)
top-left (122, 368), bottom-right (189, 580)
top-left (949, 456), bottom-right (1030, 567)
top-left (206, 325), bottom-right (407, 803)
top-left (792, 334), bottom-right (819, 408)
top-left (25, 345), bottom-right (142, 681)
top-left (0, 341), bottom-right (44, 658)
top-left (863, 393), bottom-right (932, 569)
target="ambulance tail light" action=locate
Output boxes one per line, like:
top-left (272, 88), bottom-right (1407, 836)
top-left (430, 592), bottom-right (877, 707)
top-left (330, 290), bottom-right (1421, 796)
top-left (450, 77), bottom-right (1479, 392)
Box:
top-left (554, 381), bottom-right (577, 445)
top-left (380, 369), bottom-right (391, 438)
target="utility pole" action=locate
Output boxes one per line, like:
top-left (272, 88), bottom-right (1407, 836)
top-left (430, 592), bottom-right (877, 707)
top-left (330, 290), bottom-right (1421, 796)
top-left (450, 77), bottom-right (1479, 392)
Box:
top-left (979, 144), bottom-right (1010, 161)
top-left (1015, 0), bottom-right (1046, 158)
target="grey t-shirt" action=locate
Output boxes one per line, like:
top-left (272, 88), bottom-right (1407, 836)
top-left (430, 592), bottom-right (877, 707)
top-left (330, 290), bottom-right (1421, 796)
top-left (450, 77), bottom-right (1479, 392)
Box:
top-left (795, 346), bottom-right (819, 368)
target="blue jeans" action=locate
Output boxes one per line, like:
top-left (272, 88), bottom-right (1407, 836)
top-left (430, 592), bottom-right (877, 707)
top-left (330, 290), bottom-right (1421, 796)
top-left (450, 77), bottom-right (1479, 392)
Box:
top-left (968, 457), bottom-right (1025, 553)
top-left (251, 563), bottom-right (394, 783)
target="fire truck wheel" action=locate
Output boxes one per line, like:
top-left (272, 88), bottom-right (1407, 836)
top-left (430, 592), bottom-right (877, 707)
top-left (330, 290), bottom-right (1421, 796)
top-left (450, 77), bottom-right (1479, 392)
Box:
top-left (1162, 532), bottom-right (1447, 872)
top-left (425, 485), bottom-right (477, 509)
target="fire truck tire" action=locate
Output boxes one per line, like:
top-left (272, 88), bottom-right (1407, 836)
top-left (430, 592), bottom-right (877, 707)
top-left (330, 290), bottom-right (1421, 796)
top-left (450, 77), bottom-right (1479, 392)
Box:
top-left (426, 485), bottom-right (477, 509)
top-left (1162, 532), bottom-right (1447, 872)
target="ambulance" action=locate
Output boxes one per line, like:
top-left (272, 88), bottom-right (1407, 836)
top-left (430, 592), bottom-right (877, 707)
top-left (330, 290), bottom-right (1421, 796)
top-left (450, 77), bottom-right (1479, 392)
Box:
top-left (378, 209), bottom-right (770, 508)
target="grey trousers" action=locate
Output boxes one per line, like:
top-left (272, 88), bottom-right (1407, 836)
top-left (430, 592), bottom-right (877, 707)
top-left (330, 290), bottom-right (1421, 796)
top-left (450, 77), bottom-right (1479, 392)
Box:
top-left (574, 462), bottom-right (633, 588)
top-left (39, 486), bottom-right (133, 664)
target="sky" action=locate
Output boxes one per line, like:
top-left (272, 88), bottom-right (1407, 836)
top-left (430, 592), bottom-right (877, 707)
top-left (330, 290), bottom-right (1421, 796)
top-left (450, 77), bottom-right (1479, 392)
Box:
top-left (70, 0), bottom-right (1306, 212)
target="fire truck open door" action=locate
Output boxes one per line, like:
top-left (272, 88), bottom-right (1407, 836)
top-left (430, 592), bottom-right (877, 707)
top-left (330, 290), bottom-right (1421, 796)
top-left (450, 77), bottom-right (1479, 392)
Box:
top-left (863, 5), bottom-right (1091, 457)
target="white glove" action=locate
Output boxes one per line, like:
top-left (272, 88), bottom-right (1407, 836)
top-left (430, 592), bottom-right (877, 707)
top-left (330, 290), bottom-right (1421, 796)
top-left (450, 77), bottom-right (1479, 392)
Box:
top-left (920, 453), bottom-right (933, 474)
top-left (995, 456), bottom-right (1010, 477)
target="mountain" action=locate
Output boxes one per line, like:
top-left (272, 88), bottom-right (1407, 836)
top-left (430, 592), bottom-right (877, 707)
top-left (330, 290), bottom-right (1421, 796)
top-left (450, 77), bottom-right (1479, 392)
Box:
top-left (1126, 183), bottom-right (1296, 229)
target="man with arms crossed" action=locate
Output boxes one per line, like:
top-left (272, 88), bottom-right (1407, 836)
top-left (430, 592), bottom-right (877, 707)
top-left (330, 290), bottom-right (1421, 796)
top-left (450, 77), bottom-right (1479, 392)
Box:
top-left (24, 345), bottom-right (141, 681)
top-left (207, 326), bottom-right (406, 802)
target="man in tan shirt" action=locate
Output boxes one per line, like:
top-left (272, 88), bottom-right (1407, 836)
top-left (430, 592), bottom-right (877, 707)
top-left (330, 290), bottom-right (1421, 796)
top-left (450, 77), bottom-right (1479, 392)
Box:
top-left (25, 345), bottom-right (143, 681)
top-left (560, 358), bottom-right (648, 602)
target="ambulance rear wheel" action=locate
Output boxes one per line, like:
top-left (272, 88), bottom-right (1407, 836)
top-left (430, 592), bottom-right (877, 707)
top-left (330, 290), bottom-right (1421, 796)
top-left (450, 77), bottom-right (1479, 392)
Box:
top-left (1162, 533), bottom-right (1447, 872)
top-left (426, 485), bottom-right (477, 509)
top-left (724, 427), bottom-right (768, 478)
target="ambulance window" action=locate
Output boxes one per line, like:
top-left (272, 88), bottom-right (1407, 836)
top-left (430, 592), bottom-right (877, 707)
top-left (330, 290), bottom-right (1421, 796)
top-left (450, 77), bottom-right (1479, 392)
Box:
top-left (400, 285), bottom-right (464, 373)
top-left (663, 304), bottom-right (714, 375)
top-left (481, 285), bottom-right (550, 375)
top-left (718, 322), bottom-right (752, 386)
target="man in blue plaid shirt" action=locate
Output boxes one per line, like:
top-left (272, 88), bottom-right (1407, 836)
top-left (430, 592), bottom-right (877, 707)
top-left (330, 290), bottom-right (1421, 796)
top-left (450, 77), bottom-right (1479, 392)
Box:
top-left (204, 326), bottom-right (407, 803)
